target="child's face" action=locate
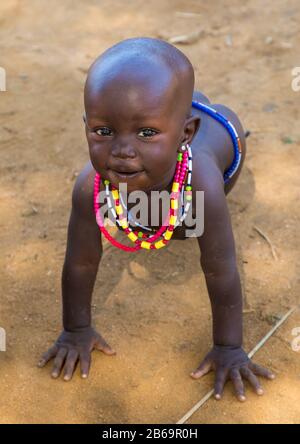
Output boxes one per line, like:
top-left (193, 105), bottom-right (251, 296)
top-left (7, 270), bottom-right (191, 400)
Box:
top-left (84, 75), bottom-right (188, 193)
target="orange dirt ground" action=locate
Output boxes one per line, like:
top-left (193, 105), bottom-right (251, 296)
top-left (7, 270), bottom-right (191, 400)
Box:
top-left (0, 0), bottom-right (299, 424)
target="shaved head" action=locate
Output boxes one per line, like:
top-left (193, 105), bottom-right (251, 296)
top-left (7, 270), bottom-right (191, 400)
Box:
top-left (84, 37), bottom-right (195, 123)
top-left (83, 37), bottom-right (200, 194)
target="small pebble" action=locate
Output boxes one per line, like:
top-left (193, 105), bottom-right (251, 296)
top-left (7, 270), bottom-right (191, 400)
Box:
top-left (262, 102), bottom-right (278, 113)
top-left (22, 206), bottom-right (38, 217)
top-left (225, 34), bottom-right (233, 46)
top-left (281, 136), bottom-right (294, 144)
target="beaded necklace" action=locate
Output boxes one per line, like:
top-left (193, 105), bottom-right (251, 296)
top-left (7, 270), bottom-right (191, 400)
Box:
top-left (93, 100), bottom-right (243, 252)
top-left (105, 143), bottom-right (193, 233)
top-left (93, 146), bottom-right (191, 252)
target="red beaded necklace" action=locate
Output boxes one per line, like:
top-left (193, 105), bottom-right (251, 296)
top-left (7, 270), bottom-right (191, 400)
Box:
top-left (93, 148), bottom-right (190, 252)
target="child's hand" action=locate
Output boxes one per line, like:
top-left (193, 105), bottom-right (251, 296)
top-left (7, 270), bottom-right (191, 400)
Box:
top-left (37, 327), bottom-right (116, 381)
top-left (190, 345), bottom-right (275, 401)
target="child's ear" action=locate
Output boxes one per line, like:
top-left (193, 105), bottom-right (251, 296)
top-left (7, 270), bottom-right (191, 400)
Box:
top-left (181, 115), bottom-right (201, 146)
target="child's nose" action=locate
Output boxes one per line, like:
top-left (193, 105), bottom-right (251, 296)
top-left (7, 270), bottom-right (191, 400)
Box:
top-left (111, 141), bottom-right (137, 159)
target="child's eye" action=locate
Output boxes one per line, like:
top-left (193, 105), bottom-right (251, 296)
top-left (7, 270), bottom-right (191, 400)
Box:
top-left (95, 127), bottom-right (113, 136)
top-left (138, 128), bottom-right (158, 138)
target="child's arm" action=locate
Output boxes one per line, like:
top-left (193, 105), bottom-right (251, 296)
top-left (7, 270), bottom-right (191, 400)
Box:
top-left (191, 152), bottom-right (275, 401)
top-left (38, 163), bottom-right (116, 380)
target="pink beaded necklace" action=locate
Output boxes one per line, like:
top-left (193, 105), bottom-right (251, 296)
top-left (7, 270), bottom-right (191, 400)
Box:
top-left (93, 145), bottom-right (191, 252)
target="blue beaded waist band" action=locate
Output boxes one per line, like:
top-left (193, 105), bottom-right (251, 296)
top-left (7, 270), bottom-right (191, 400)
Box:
top-left (191, 100), bottom-right (242, 184)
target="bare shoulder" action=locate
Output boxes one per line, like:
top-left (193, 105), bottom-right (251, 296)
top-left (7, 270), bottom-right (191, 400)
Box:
top-left (72, 160), bottom-right (97, 221)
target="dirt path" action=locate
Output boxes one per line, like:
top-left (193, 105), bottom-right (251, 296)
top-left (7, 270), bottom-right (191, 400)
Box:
top-left (0, 0), bottom-right (299, 424)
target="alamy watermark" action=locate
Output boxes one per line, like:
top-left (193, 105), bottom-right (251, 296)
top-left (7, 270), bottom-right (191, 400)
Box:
top-left (291, 327), bottom-right (300, 352)
top-left (0, 67), bottom-right (6, 91)
top-left (0, 327), bottom-right (6, 352)
top-left (95, 184), bottom-right (205, 237)
top-left (291, 67), bottom-right (300, 92)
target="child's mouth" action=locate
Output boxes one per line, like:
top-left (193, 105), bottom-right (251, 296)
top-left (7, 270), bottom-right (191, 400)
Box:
top-left (110, 169), bottom-right (144, 179)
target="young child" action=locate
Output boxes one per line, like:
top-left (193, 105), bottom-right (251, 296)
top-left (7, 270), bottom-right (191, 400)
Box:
top-left (38, 37), bottom-right (275, 402)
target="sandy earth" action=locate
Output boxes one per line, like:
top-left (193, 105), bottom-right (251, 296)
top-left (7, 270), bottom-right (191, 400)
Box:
top-left (0, 0), bottom-right (299, 424)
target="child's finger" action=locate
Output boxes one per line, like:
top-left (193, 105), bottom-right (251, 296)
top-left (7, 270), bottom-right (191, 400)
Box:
top-left (240, 367), bottom-right (264, 395)
top-left (80, 352), bottom-right (91, 378)
top-left (214, 368), bottom-right (228, 400)
top-left (249, 362), bottom-right (275, 380)
top-left (51, 347), bottom-right (68, 378)
top-left (230, 368), bottom-right (246, 402)
top-left (38, 345), bottom-right (58, 367)
top-left (94, 337), bottom-right (116, 355)
top-left (63, 350), bottom-right (79, 381)
top-left (190, 358), bottom-right (212, 379)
